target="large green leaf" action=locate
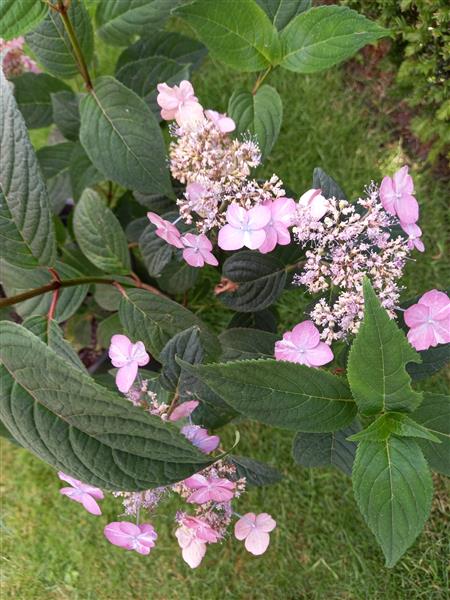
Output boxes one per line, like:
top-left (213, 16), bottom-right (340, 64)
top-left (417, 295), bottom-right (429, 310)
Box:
top-left (26, 0), bottom-right (94, 78)
top-left (0, 69), bottom-right (56, 268)
top-left (73, 189), bottom-right (131, 274)
top-left (352, 437), bottom-right (433, 567)
top-left (0, 0), bottom-right (47, 40)
top-left (139, 223), bottom-right (173, 277)
top-left (79, 76), bottom-right (172, 195)
top-left (219, 328), bottom-right (279, 361)
top-left (158, 258), bottom-right (199, 295)
top-left (174, 0), bottom-right (281, 72)
top-left (280, 6), bottom-right (388, 73)
top-left (159, 326), bottom-right (204, 392)
top-left (229, 455), bottom-right (282, 486)
top-left (12, 73), bottom-right (70, 129)
top-left (312, 167), bottom-right (347, 200)
top-left (406, 343), bottom-right (450, 381)
top-left (96, 0), bottom-right (178, 46)
top-left (69, 142), bottom-right (104, 201)
top-left (0, 321), bottom-right (210, 490)
top-left (292, 421), bottom-right (360, 476)
top-left (228, 85), bottom-right (282, 159)
top-left (186, 358), bottom-right (356, 432)
top-left (37, 142), bottom-right (75, 214)
top-left (412, 392), bottom-right (450, 476)
top-left (255, 0), bottom-right (310, 31)
top-left (347, 280), bottom-right (422, 415)
top-left (51, 90), bottom-right (80, 141)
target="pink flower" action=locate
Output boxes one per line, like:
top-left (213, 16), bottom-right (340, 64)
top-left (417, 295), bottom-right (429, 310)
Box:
top-left (234, 512), bottom-right (276, 556)
top-left (109, 334), bottom-right (150, 393)
top-left (175, 525), bottom-right (207, 568)
top-left (274, 320), bottom-right (333, 367)
top-left (156, 80), bottom-right (204, 126)
top-left (184, 474), bottom-right (235, 504)
top-left (147, 212), bottom-right (183, 249)
top-left (181, 425), bottom-right (220, 454)
top-left (259, 197), bottom-right (296, 254)
top-left (181, 233), bottom-right (218, 267)
top-left (218, 204), bottom-right (271, 251)
top-left (181, 515), bottom-right (221, 543)
top-left (0, 37), bottom-right (40, 78)
top-left (380, 166), bottom-right (419, 224)
top-left (204, 109), bottom-right (236, 133)
top-left (169, 400), bottom-right (199, 422)
top-left (404, 290), bottom-right (450, 351)
top-left (58, 471), bottom-right (104, 516)
top-left (400, 221), bottom-right (425, 252)
top-left (298, 188), bottom-right (330, 220)
top-left (104, 521), bottom-right (157, 555)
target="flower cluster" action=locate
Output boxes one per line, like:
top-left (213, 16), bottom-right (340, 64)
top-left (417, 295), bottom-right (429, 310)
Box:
top-left (0, 37), bottom-right (40, 78)
top-left (56, 335), bottom-right (276, 568)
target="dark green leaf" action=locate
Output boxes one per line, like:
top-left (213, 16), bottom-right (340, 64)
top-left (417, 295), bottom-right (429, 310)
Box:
top-left (406, 343), bottom-right (450, 381)
top-left (186, 358), bottom-right (356, 432)
top-left (174, 0), bottom-right (281, 72)
top-left (255, 0), bottom-right (310, 31)
top-left (352, 437), bottom-right (433, 567)
top-left (0, 69), bottom-right (56, 268)
top-left (219, 328), bottom-right (278, 361)
top-left (12, 72), bottom-right (70, 129)
top-left (0, 321), bottom-right (211, 490)
top-left (51, 90), bottom-right (80, 141)
top-left (37, 142), bottom-right (75, 214)
top-left (133, 190), bottom-right (176, 213)
top-left (69, 142), bottom-right (104, 201)
top-left (229, 455), bottom-right (282, 486)
top-left (228, 309), bottom-right (277, 332)
top-left (159, 326), bottom-right (204, 392)
top-left (26, 0), bottom-right (94, 78)
top-left (292, 421), bottom-right (361, 476)
top-left (0, 0), bottom-right (47, 39)
top-left (97, 313), bottom-right (124, 348)
top-left (347, 279), bottom-right (422, 415)
top-left (94, 282), bottom-right (132, 312)
top-left (280, 6), bottom-right (388, 74)
top-left (312, 167), bottom-right (347, 200)
top-left (412, 392), bottom-right (450, 476)
top-left (158, 258), bottom-right (199, 295)
top-left (228, 85), bottom-right (282, 158)
top-left (139, 223), bottom-right (173, 277)
top-left (79, 76), bottom-right (172, 195)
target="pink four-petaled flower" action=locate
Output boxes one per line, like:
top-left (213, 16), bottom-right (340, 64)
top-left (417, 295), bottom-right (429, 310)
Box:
top-left (298, 188), bottom-right (330, 220)
top-left (156, 80), bottom-right (204, 126)
top-left (181, 233), bottom-right (218, 267)
top-left (218, 204), bottom-right (271, 251)
top-left (259, 197), bottom-right (296, 254)
top-left (175, 525), bottom-right (207, 568)
top-left (147, 211), bottom-right (183, 249)
top-left (109, 334), bottom-right (150, 393)
top-left (58, 471), bottom-right (104, 516)
top-left (380, 165), bottom-right (419, 224)
top-left (404, 290), bottom-right (450, 351)
top-left (234, 512), bottom-right (276, 555)
top-left (184, 474), bottom-right (235, 504)
top-left (274, 320), bottom-right (333, 367)
top-left (104, 521), bottom-right (157, 555)
top-left (181, 425), bottom-right (220, 454)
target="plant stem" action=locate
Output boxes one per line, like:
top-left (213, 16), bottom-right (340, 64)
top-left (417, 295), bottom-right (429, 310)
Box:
top-left (252, 67), bottom-right (272, 94)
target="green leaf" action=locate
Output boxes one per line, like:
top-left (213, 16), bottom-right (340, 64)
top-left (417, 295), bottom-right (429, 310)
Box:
top-left (406, 343), bottom-right (450, 381)
top-left (412, 392), bottom-right (450, 476)
top-left (51, 90), bottom-right (80, 141)
top-left (292, 421), bottom-right (361, 476)
top-left (174, 0), bottom-right (281, 72)
top-left (186, 358), bottom-right (356, 432)
top-left (312, 167), bottom-right (347, 200)
top-left (12, 73), bottom-right (70, 129)
top-left (73, 189), bottom-right (131, 274)
top-left (97, 313), bottom-right (123, 348)
top-left (0, 260), bottom-right (89, 323)
top-left (79, 76), bottom-right (172, 195)
top-left (255, 0), bottom-right (311, 31)
top-left (69, 142), bottom-right (104, 201)
top-left (139, 223), bottom-right (173, 277)
top-left (229, 455), bottom-right (282, 486)
top-left (118, 288), bottom-right (219, 360)
top-left (133, 190), bottom-right (176, 214)
top-left (116, 31), bottom-right (207, 72)
top-left (347, 279), bottom-right (422, 415)
top-left (352, 437), bottom-right (433, 567)
top-left (94, 283), bottom-right (130, 312)
top-left (96, 0), bottom-right (178, 46)
top-left (158, 258), bottom-right (199, 295)
top-left (280, 6), bottom-right (388, 74)
top-left (37, 142), bottom-right (75, 214)
top-left (349, 413), bottom-right (441, 443)
top-left (228, 85), bottom-right (282, 159)
top-left (228, 309), bottom-right (277, 332)
top-left (159, 326), bottom-right (204, 392)
top-left (219, 251), bottom-right (287, 312)
top-left (219, 328), bottom-right (279, 361)
top-left (0, 69), bottom-right (56, 268)
top-left (0, 0), bottom-right (47, 40)
top-left (26, 0), bottom-right (94, 78)
top-left (0, 321), bottom-right (211, 490)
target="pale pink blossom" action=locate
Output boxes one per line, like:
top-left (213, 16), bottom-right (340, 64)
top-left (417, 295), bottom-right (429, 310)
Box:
top-left (0, 37), bottom-right (40, 78)
top-left (181, 425), bottom-right (220, 454)
top-left (184, 474), bottom-right (235, 504)
top-left (156, 80), bottom-right (204, 126)
top-left (234, 512), bottom-right (276, 555)
top-left (175, 525), bottom-right (207, 568)
top-left (380, 166), bottom-right (419, 224)
top-left (185, 181), bottom-right (206, 204)
top-left (404, 290), bottom-right (450, 351)
top-left (298, 188), bottom-right (330, 220)
top-left (104, 521), bottom-right (157, 555)
top-left (147, 211), bottom-right (184, 248)
top-left (204, 109), bottom-right (236, 133)
top-left (181, 515), bottom-right (221, 543)
top-left (274, 320), bottom-right (333, 367)
top-left (400, 221), bottom-right (425, 252)
top-left (259, 197), bottom-right (296, 254)
top-left (169, 400), bottom-right (199, 421)
top-left (218, 204), bottom-right (271, 251)
top-left (58, 471), bottom-right (104, 516)
top-left (109, 334), bottom-right (150, 393)
top-left (181, 233), bottom-right (218, 267)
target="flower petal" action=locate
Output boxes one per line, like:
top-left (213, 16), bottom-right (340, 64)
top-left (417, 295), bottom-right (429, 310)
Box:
top-left (245, 529), bottom-right (270, 555)
top-left (115, 362), bottom-right (138, 394)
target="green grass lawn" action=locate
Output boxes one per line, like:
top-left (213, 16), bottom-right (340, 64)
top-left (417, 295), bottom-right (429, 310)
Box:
top-left (2, 55), bottom-right (449, 599)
